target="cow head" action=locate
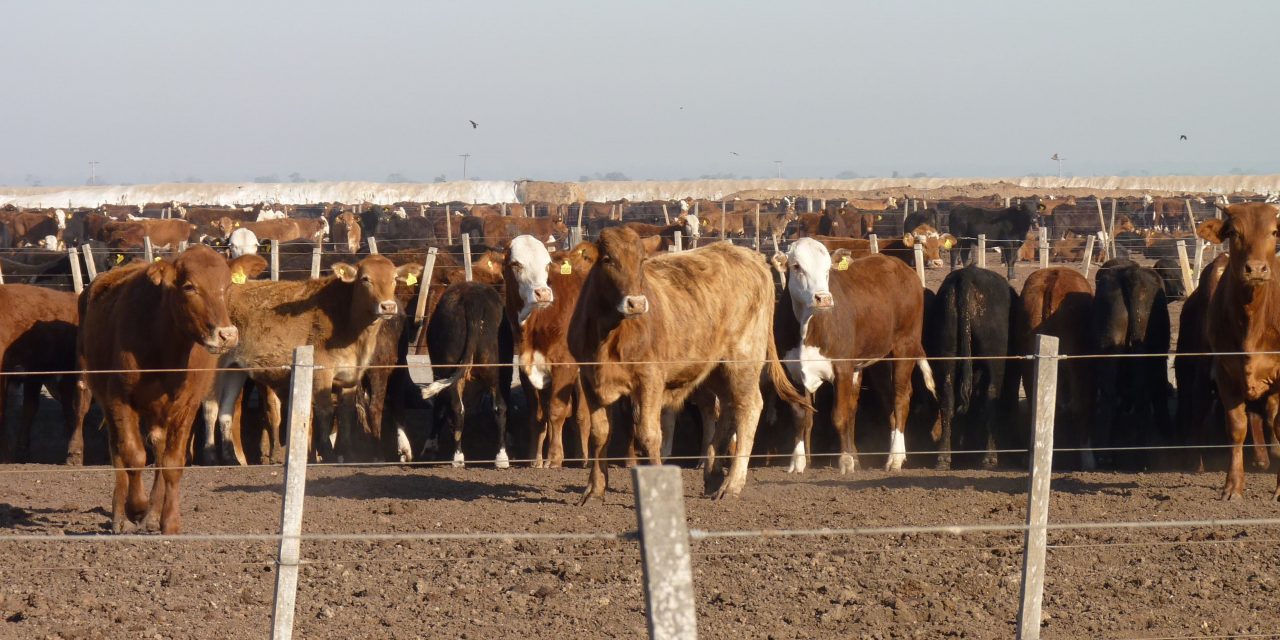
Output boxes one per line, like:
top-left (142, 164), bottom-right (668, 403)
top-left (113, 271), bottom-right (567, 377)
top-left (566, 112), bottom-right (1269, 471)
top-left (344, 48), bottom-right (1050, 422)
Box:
top-left (777, 238), bottom-right (836, 323)
top-left (901, 224), bottom-right (956, 268)
top-left (595, 226), bottom-right (652, 317)
top-left (819, 209), bottom-right (848, 236)
top-left (678, 213), bottom-right (701, 239)
top-left (228, 228), bottom-right (259, 258)
top-left (335, 212), bottom-right (361, 253)
top-left (505, 235), bottom-right (556, 324)
top-left (1199, 203), bottom-right (1279, 286)
top-left (148, 245), bottom-right (265, 354)
top-left (54, 209), bottom-right (66, 230)
top-left (331, 255), bottom-right (424, 320)
top-left (213, 216), bottom-right (239, 239)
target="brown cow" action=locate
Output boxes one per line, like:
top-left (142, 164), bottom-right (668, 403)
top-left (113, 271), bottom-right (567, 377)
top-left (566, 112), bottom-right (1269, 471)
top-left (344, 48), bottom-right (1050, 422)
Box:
top-left (1197, 203), bottom-right (1280, 499)
top-left (0, 285), bottom-right (86, 463)
top-left (568, 230), bottom-right (808, 502)
top-left (331, 211), bottom-right (362, 253)
top-left (81, 246), bottom-right (265, 534)
top-left (212, 217), bottom-right (328, 244)
top-left (201, 255), bottom-right (423, 464)
top-left (1017, 267), bottom-right (1095, 469)
top-left (459, 213), bottom-right (568, 248)
top-left (1, 209), bottom-right (67, 248)
top-left (770, 239), bottom-right (933, 473)
top-left (503, 236), bottom-right (597, 467)
top-left (101, 219), bottom-right (196, 250)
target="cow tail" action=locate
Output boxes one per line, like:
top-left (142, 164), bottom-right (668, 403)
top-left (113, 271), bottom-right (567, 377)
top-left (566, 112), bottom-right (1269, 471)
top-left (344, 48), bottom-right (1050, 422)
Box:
top-left (421, 318), bottom-right (484, 400)
top-left (765, 310), bottom-right (813, 412)
top-left (953, 285), bottom-right (975, 415)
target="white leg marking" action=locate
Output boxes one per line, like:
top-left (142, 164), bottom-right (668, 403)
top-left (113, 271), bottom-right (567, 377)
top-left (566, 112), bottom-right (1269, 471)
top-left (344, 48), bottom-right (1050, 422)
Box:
top-left (839, 452), bottom-right (857, 474)
top-left (886, 429), bottom-right (907, 471)
top-left (396, 427), bottom-right (412, 463)
top-left (452, 450), bottom-right (465, 468)
top-left (495, 447), bottom-right (510, 469)
top-left (788, 440), bottom-right (806, 474)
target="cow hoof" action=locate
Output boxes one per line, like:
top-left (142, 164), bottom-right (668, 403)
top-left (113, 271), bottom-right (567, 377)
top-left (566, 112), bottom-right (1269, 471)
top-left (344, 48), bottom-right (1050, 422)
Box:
top-left (980, 455), bottom-right (998, 470)
top-left (451, 452), bottom-right (465, 468)
top-left (839, 454), bottom-right (857, 475)
top-left (495, 449), bottom-right (510, 469)
top-left (884, 454), bottom-right (905, 472)
top-left (65, 450), bottom-right (84, 466)
top-left (1222, 491), bottom-right (1243, 501)
top-left (935, 458), bottom-right (951, 471)
top-left (219, 442), bottom-right (240, 466)
top-left (423, 437), bottom-right (439, 453)
top-left (199, 448), bottom-right (219, 467)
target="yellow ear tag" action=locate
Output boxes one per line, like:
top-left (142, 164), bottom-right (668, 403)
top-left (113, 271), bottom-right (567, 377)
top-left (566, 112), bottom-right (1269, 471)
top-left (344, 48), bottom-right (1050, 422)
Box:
top-left (115, 254), bottom-right (124, 265)
top-left (943, 238), bottom-right (954, 249)
top-left (837, 256), bottom-right (850, 271)
top-left (153, 256), bottom-right (162, 263)
top-left (560, 260), bottom-right (572, 275)
top-left (405, 273), bottom-right (418, 287)
top-left (231, 271), bottom-right (247, 285)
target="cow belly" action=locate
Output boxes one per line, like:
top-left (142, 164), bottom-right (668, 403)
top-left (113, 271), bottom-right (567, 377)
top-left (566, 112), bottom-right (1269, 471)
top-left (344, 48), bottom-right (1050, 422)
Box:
top-left (785, 345), bottom-right (833, 394)
top-left (521, 350), bottom-right (551, 390)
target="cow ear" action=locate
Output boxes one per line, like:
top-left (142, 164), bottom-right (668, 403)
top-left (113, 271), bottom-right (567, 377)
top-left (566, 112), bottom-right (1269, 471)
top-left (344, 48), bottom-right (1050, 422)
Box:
top-left (146, 260), bottom-right (175, 287)
top-left (831, 249), bottom-right (852, 270)
top-left (770, 252), bottom-right (788, 272)
top-left (230, 254), bottom-right (269, 280)
top-left (1197, 219), bottom-right (1227, 244)
top-left (574, 242), bottom-right (599, 265)
top-left (331, 262), bottom-right (358, 282)
top-left (396, 263), bottom-right (424, 286)
top-left (901, 233), bottom-right (916, 248)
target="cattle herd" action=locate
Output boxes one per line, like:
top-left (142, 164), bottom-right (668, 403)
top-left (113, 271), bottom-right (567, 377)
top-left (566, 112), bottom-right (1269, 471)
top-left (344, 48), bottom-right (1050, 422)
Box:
top-left (0, 191), bottom-right (1278, 535)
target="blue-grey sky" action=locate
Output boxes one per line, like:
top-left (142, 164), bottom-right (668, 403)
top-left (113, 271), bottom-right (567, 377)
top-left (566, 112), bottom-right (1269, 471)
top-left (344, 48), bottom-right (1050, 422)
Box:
top-left (2, 0), bottom-right (1277, 186)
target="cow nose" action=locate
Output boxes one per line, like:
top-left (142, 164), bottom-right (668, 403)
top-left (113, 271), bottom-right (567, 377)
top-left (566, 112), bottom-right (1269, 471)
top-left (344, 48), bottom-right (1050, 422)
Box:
top-left (929, 259), bottom-right (944, 268)
top-left (215, 326), bottom-right (238, 349)
top-left (621, 295), bottom-right (649, 316)
top-left (1245, 260), bottom-right (1271, 281)
top-left (533, 287), bottom-right (554, 305)
top-left (379, 300), bottom-right (399, 315)
top-left (813, 291), bottom-right (834, 309)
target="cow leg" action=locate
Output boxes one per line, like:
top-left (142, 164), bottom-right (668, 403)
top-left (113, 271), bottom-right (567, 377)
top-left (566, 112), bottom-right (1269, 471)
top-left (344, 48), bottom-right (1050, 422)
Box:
top-left (211, 370), bottom-right (248, 466)
top-left (15, 379), bottom-right (42, 462)
top-left (633, 383), bottom-right (665, 465)
top-left (0, 370), bottom-right (9, 463)
top-left (260, 385), bottom-right (284, 464)
top-left (579, 399), bottom-right (612, 505)
top-left (526, 378), bottom-right (548, 468)
top-left (141, 424), bottom-right (169, 532)
top-left (1265, 393), bottom-right (1280, 500)
top-left (60, 375), bottom-right (90, 466)
top-left (1219, 388), bottom-right (1249, 501)
top-left (449, 383), bottom-right (466, 468)
top-left (545, 376), bottom-right (574, 469)
top-left (659, 409), bottom-right (677, 460)
top-left (831, 370), bottom-right (862, 474)
top-left (935, 365), bottom-right (955, 471)
top-left (493, 387), bottom-right (510, 469)
top-left (573, 378), bottom-right (591, 469)
top-left (694, 392), bottom-right (720, 471)
top-left (1249, 410), bottom-right (1270, 470)
top-left (787, 395), bottom-right (816, 474)
top-left (335, 387), bottom-right (359, 463)
top-left (156, 410), bottom-right (197, 535)
top-left (887, 355), bottom-right (916, 472)
top-left (105, 405), bottom-right (149, 532)
top-left (714, 366), bottom-right (764, 500)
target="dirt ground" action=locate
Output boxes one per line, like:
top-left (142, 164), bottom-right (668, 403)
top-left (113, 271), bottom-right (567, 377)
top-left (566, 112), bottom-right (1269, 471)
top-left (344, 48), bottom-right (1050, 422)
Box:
top-left (0, 256), bottom-right (1247, 640)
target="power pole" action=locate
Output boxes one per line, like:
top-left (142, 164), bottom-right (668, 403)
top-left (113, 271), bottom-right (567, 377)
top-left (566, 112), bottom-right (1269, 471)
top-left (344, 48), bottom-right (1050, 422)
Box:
top-left (459, 154), bottom-right (471, 180)
top-left (88, 161), bottom-right (100, 185)
top-left (773, 160), bottom-right (783, 179)
top-left (1050, 153), bottom-right (1065, 180)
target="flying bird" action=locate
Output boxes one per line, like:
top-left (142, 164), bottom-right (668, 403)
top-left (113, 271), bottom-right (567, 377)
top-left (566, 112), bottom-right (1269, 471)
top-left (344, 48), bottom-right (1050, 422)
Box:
top-left (729, 151), bottom-right (739, 156)
top-left (469, 120), bottom-right (478, 129)
top-left (1179, 134), bottom-right (1187, 141)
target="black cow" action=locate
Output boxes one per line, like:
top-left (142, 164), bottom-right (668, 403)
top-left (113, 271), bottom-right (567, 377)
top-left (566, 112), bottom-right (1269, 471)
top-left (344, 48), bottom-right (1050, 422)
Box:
top-left (1151, 257), bottom-right (1187, 300)
top-left (1090, 259), bottom-right (1172, 470)
top-left (904, 209), bottom-right (940, 235)
top-left (424, 281), bottom-right (514, 467)
top-left (0, 244), bottom-right (112, 290)
top-left (947, 201), bottom-right (1043, 279)
top-left (926, 266), bottom-right (1021, 470)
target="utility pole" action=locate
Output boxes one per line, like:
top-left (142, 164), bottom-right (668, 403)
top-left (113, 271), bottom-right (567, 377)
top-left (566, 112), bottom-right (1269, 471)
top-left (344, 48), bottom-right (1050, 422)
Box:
top-left (88, 161), bottom-right (100, 185)
top-left (1050, 153), bottom-right (1064, 180)
top-left (773, 160), bottom-right (783, 179)
top-left (459, 154), bottom-right (471, 180)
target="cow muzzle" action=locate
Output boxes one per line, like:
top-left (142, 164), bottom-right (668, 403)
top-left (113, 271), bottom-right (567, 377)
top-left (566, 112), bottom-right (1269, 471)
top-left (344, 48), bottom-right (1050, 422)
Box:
top-left (532, 286), bottom-right (554, 308)
top-left (928, 259), bottom-right (944, 268)
top-left (1244, 260), bottom-right (1272, 284)
top-left (619, 295), bottom-right (650, 317)
top-left (377, 300), bottom-right (399, 317)
top-left (812, 291), bottom-right (834, 310)
top-left (203, 326), bottom-right (239, 354)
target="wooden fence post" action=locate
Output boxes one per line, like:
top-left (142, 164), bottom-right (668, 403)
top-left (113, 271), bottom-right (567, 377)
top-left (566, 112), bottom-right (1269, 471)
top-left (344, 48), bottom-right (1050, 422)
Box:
top-left (869, 233), bottom-right (879, 254)
top-left (1193, 239), bottom-right (1206, 285)
top-left (1176, 240), bottom-right (1194, 295)
top-left (673, 231), bottom-right (683, 252)
top-left (414, 247), bottom-right (439, 325)
top-left (143, 236), bottom-right (154, 263)
top-left (1039, 227), bottom-right (1049, 270)
top-left (270, 345), bottom-right (316, 640)
top-left (753, 204), bottom-right (761, 251)
top-left (446, 205), bottom-right (454, 246)
top-left (633, 466), bottom-right (698, 640)
top-left (462, 233), bottom-right (473, 282)
top-left (1094, 199), bottom-right (1109, 261)
top-left (67, 248), bottom-right (83, 294)
top-left (662, 204), bottom-right (670, 225)
top-left (1082, 235), bottom-right (1096, 279)
top-left (367, 237), bottom-right (379, 255)
top-left (80, 243), bottom-right (98, 282)
top-left (913, 245), bottom-right (926, 287)
top-left (1017, 334), bottom-right (1059, 640)
top-left (1108, 198), bottom-right (1118, 259)
top-left (978, 234), bottom-right (988, 269)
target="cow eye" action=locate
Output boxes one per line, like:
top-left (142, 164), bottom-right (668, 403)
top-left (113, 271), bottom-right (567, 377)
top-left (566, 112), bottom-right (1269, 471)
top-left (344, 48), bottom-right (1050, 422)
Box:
top-left (361, 275), bottom-right (372, 284)
top-left (182, 282), bottom-right (197, 294)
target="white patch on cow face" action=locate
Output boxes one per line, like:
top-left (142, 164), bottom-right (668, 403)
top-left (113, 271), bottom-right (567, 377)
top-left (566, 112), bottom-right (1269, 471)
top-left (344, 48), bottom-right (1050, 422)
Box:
top-left (394, 207), bottom-right (408, 219)
top-left (684, 214), bottom-right (700, 238)
top-left (508, 235), bottom-right (554, 324)
top-left (785, 238), bottom-right (834, 322)
top-left (41, 235), bottom-right (59, 250)
top-left (54, 209), bottom-right (66, 230)
top-left (680, 200), bottom-right (691, 212)
top-left (229, 228), bottom-right (260, 258)
top-left (522, 350), bottom-right (551, 390)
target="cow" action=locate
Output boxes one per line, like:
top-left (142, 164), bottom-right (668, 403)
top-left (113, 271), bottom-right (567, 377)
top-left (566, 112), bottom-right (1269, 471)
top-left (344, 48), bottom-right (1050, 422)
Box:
top-left (459, 213), bottom-right (569, 249)
top-left (621, 215), bottom-right (701, 248)
top-left (0, 285), bottom-right (87, 464)
top-left (1151, 257), bottom-right (1187, 300)
top-left (1017, 267), bottom-right (1095, 470)
top-left (64, 211), bottom-right (110, 246)
top-left (212, 217), bottom-right (328, 245)
top-left (769, 239), bottom-right (933, 474)
top-left (927, 266), bottom-right (1021, 470)
top-left (1090, 259), bottom-right (1172, 471)
top-left (200, 255), bottom-right (422, 465)
top-left (503, 237), bottom-right (597, 467)
top-left (331, 211), bottom-right (362, 253)
top-left (898, 225), bottom-right (957, 268)
top-left (947, 200), bottom-right (1044, 278)
top-left (1197, 203), bottom-right (1280, 499)
top-left (423, 281), bottom-right (513, 467)
top-left (568, 229), bottom-right (808, 502)
top-left (1, 209), bottom-right (66, 248)
top-left (101, 219), bottom-right (196, 250)
top-left (80, 245), bottom-right (264, 534)
top-left (227, 228), bottom-right (260, 259)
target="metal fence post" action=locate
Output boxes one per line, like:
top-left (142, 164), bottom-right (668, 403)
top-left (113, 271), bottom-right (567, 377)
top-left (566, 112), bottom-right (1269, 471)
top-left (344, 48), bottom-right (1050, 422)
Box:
top-left (80, 243), bottom-right (98, 282)
top-left (68, 248), bottom-right (83, 294)
top-left (270, 345), bottom-right (316, 640)
top-left (1017, 334), bottom-right (1059, 640)
top-left (633, 466), bottom-right (698, 640)
top-left (462, 233), bottom-right (473, 282)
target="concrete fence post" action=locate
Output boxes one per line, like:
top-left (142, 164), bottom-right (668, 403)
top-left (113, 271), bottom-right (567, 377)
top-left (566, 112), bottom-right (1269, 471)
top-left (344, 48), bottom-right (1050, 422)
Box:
top-left (1082, 235), bottom-right (1096, 279)
top-left (869, 233), bottom-right (879, 254)
top-left (978, 234), bottom-right (988, 269)
top-left (367, 237), bottom-right (379, 255)
top-left (913, 245), bottom-right (926, 287)
top-left (80, 244), bottom-right (98, 282)
top-left (414, 247), bottom-right (439, 326)
top-left (270, 345), bottom-right (316, 640)
top-left (1095, 199), bottom-right (1109, 261)
top-left (310, 244), bottom-right (322, 279)
top-left (1176, 240), bottom-right (1194, 295)
top-left (143, 236), bottom-right (154, 263)
top-left (633, 466), bottom-right (698, 640)
top-left (1039, 226), bottom-right (1050, 270)
top-left (753, 204), bottom-right (761, 251)
top-left (1017, 334), bottom-right (1059, 640)
top-left (462, 233), bottom-right (473, 282)
top-left (68, 247), bottom-right (83, 294)
top-left (674, 231), bottom-right (683, 252)
top-left (270, 240), bottom-right (280, 281)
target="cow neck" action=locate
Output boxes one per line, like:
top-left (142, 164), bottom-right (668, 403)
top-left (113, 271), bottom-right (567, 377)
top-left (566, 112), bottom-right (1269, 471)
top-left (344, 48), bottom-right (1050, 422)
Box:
top-left (523, 271), bottom-right (582, 350)
top-left (1223, 272), bottom-right (1280, 351)
top-left (312, 277), bottom-right (382, 346)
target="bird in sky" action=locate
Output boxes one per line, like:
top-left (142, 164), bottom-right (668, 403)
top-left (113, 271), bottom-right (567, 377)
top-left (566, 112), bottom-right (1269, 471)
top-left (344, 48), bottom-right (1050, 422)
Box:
top-left (729, 151), bottom-right (739, 156)
top-left (469, 120), bottom-right (478, 129)
top-left (1179, 134), bottom-right (1188, 141)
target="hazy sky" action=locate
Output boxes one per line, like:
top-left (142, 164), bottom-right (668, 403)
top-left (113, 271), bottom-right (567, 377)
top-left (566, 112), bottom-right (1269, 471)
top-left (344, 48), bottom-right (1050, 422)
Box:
top-left (3, 0), bottom-right (1278, 186)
